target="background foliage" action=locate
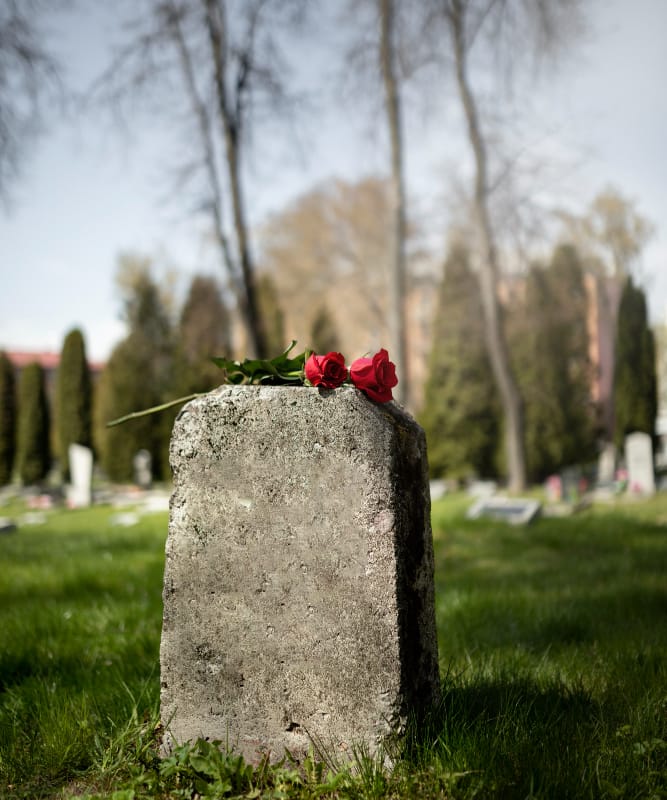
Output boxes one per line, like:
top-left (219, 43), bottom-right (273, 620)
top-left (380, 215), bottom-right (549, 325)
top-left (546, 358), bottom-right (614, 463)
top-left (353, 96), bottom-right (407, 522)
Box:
top-left (56, 328), bottom-right (92, 481)
top-left (0, 351), bottom-right (16, 486)
top-left (16, 361), bottom-right (50, 485)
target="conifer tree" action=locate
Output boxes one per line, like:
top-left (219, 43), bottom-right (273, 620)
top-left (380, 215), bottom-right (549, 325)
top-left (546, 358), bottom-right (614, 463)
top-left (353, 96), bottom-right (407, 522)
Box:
top-left (96, 337), bottom-right (158, 483)
top-left (17, 362), bottom-right (50, 485)
top-left (96, 257), bottom-right (178, 482)
top-left (613, 277), bottom-right (657, 448)
top-left (420, 243), bottom-right (500, 480)
top-left (0, 352), bottom-right (16, 485)
top-left (511, 245), bottom-right (597, 481)
top-left (56, 328), bottom-right (92, 480)
top-left (310, 304), bottom-right (340, 354)
top-left (257, 274), bottom-right (286, 356)
top-left (177, 275), bottom-right (230, 395)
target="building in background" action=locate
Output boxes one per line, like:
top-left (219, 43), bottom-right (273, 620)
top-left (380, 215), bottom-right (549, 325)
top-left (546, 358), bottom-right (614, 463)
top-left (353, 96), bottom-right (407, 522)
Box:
top-left (5, 351), bottom-right (105, 401)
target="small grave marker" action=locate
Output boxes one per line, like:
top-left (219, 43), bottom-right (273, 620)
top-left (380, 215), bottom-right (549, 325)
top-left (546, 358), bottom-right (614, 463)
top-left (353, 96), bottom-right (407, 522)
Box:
top-left (133, 449), bottom-right (152, 489)
top-left (0, 517), bottom-right (17, 534)
top-left (597, 443), bottom-right (616, 484)
top-left (625, 432), bottom-right (655, 495)
top-left (66, 443), bottom-right (93, 508)
top-left (467, 496), bottom-right (541, 525)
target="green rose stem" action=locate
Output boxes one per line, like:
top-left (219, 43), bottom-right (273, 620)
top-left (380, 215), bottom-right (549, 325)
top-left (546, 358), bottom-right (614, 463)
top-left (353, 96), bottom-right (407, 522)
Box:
top-left (106, 393), bottom-right (205, 428)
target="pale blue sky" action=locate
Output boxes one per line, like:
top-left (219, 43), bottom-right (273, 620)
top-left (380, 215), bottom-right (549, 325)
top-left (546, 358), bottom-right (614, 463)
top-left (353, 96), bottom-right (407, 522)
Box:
top-left (1, 0), bottom-right (666, 362)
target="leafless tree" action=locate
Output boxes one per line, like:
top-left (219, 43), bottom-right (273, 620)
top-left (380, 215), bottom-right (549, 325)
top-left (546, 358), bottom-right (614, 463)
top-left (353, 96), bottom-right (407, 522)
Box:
top-left (0, 0), bottom-right (61, 205)
top-left (424, 0), bottom-right (585, 491)
top-left (90, 0), bottom-right (308, 357)
top-left (378, 0), bottom-right (408, 405)
top-left (337, 0), bottom-right (427, 406)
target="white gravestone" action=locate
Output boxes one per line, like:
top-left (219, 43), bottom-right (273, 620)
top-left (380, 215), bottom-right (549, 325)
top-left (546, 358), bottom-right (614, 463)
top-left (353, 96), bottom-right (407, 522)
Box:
top-left (625, 432), bottom-right (655, 495)
top-left (67, 444), bottom-right (93, 508)
top-left (597, 443), bottom-right (616, 484)
top-left (133, 449), bottom-right (152, 489)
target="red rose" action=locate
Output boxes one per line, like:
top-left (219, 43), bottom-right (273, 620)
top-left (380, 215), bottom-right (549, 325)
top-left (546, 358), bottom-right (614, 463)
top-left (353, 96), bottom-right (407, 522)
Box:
top-left (349, 348), bottom-right (398, 403)
top-left (305, 351), bottom-right (348, 389)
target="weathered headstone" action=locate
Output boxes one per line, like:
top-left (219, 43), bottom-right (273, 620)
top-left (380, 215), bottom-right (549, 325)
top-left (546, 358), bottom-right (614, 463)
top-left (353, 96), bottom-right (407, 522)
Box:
top-left (560, 466), bottom-right (583, 502)
top-left (466, 496), bottom-right (541, 525)
top-left (66, 444), bottom-right (93, 508)
top-left (160, 385), bottom-right (440, 763)
top-left (0, 517), bottom-right (17, 534)
top-left (133, 449), bottom-right (152, 489)
top-left (467, 480), bottom-right (497, 499)
top-left (625, 432), bottom-right (655, 495)
top-left (597, 443), bottom-right (616, 484)
top-left (545, 475), bottom-right (563, 503)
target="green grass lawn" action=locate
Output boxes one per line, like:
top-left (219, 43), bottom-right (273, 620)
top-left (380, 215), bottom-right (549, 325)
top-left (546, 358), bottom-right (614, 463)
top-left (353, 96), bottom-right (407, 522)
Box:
top-left (0, 494), bottom-right (665, 799)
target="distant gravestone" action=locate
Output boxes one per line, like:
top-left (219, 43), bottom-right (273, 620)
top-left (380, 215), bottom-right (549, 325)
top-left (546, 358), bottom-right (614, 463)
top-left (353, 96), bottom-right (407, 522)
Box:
top-left (160, 385), bottom-right (440, 763)
top-left (545, 475), bottom-right (563, 503)
top-left (67, 444), bottom-right (93, 508)
top-left (625, 432), bottom-right (655, 495)
top-left (133, 449), bottom-right (152, 489)
top-left (467, 480), bottom-right (497, 499)
top-left (560, 466), bottom-right (582, 502)
top-left (597, 443), bottom-right (616, 484)
top-left (0, 517), bottom-right (17, 534)
top-left (467, 496), bottom-right (541, 525)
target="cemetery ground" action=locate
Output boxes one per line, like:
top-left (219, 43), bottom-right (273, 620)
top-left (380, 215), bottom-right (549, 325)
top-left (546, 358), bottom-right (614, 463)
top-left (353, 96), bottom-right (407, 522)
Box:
top-left (0, 494), bottom-right (665, 799)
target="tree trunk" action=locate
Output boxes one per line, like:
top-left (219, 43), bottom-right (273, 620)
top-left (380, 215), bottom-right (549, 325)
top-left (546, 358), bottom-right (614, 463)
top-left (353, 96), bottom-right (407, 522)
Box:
top-left (449, 0), bottom-right (526, 491)
top-left (203, 0), bottom-right (268, 358)
top-left (379, 0), bottom-right (408, 406)
top-left (167, 6), bottom-right (241, 305)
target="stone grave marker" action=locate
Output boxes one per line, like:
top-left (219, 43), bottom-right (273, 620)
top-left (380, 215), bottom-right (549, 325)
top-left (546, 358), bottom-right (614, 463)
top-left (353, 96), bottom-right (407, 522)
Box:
top-left (466, 495), bottom-right (541, 525)
top-left (625, 432), bottom-right (655, 495)
top-left (0, 517), bottom-right (17, 534)
top-left (133, 449), bottom-right (152, 489)
top-left (160, 385), bottom-right (440, 763)
top-left (545, 475), bottom-right (563, 503)
top-left (467, 480), bottom-right (497, 498)
top-left (597, 443), bottom-right (616, 484)
top-left (66, 444), bottom-right (93, 508)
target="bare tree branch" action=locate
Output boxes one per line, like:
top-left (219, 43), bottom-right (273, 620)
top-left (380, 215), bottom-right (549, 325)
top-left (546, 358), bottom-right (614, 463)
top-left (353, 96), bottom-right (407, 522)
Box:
top-left (0, 0), bottom-right (62, 204)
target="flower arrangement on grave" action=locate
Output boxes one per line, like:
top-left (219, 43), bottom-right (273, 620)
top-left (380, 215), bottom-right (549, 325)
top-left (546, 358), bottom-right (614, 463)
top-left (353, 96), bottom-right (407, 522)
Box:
top-left (107, 342), bottom-right (398, 427)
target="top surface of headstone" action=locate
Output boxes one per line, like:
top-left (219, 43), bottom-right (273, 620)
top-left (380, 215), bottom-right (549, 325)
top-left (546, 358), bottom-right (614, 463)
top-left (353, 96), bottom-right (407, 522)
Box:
top-left (161, 385), bottom-right (439, 762)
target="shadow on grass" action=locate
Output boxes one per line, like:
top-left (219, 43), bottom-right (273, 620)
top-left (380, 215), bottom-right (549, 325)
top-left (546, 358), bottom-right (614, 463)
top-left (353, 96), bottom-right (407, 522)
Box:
top-left (405, 674), bottom-right (603, 799)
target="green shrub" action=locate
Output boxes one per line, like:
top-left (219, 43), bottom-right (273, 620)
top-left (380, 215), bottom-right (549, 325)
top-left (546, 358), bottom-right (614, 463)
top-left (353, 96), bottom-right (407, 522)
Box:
top-left (17, 361), bottom-right (51, 484)
top-left (56, 328), bottom-right (92, 480)
top-left (614, 277), bottom-right (657, 449)
top-left (0, 351), bottom-right (16, 485)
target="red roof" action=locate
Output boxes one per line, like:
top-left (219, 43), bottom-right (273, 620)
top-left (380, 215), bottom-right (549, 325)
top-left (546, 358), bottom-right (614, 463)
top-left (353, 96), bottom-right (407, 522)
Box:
top-left (5, 351), bottom-right (104, 372)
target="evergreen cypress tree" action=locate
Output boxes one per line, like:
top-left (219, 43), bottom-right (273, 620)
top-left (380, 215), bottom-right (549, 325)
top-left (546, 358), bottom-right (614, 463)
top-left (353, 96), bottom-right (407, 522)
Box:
top-left (56, 328), bottom-right (92, 480)
top-left (310, 304), bottom-right (340, 354)
top-left (613, 277), bottom-right (657, 448)
top-left (512, 245), bottom-right (597, 481)
top-left (257, 274), bottom-right (286, 355)
top-left (420, 243), bottom-right (500, 480)
top-left (17, 362), bottom-right (51, 485)
top-left (0, 352), bottom-right (16, 485)
top-left (96, 259), bottom-right (178, 482)
top-left (96, 336), bottom-right (157, 482)
top-left (177, 275), bottom-right (230, 395)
